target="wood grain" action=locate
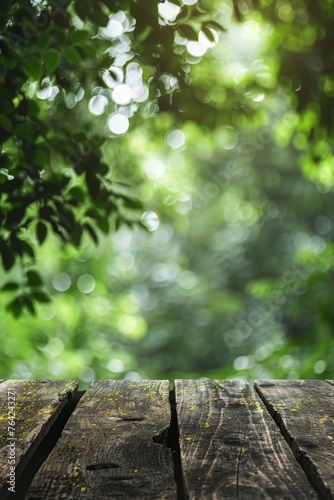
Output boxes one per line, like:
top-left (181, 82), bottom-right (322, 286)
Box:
top-left (0, 380), bottom-right (78, 499)
top-left (255, 380), bottom-right (334, 500)
top-left (175, 379), bottom-right (318, 499)
top-left (27, 380), bottom-right (176, 499)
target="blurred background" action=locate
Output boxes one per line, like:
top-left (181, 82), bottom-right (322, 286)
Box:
top-left (1, 0), bottom-right (334, 386)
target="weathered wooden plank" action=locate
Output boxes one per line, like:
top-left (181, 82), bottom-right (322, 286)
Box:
top-left (326, 380), bottom-right (334, 387)
top-left (255, 380), bottom-right (334, 500)
top-left (0, 380), bottom-right (78, 499)
top-left (175, 379), bottom-right (318, 499)
top-left (27, 380), bottom-right (176, 499)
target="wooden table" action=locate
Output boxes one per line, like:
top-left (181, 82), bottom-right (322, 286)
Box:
top-left (0, 379), bottom-right (333, 499)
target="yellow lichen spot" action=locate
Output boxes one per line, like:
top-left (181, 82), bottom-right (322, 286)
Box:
top-left (185, 437), bottom-right (192, 441)
top-left (205, 423), bottom-right (210, 428)
top-left (81, 487), bottom-right (86, 492)
top-left (134, 469), bottom-right (138, 473)
top-left (38, 408), bottom-right (52, 415)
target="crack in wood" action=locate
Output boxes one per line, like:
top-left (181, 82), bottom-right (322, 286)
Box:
top-left (166, 388), bottom-right (186, 500)
top-left (86, 463), bottom-right (120, 470)
top-left (121, 417), bottom-right (145, 422)
top-left (152, 427), bottom-right (169, 445)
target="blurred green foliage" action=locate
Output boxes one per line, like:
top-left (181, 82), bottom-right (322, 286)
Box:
top-left (1, 0), bottom-right (334, 384)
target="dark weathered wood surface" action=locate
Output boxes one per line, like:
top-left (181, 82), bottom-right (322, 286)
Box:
top-left (27, 380), bottom-right (176, 499)
top-left (175, 379), bottom-right (318, 499)
top-left (0, 379), bottom-right (332, 499)
top-left (0, 380), bottom-right (78, 499)
top-left (255, 380), bottom-right (334, 500)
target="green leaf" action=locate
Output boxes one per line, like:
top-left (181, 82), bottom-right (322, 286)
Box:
top-left (49, 220), bottom-right (67, 242)
top-left (71, 221), bottom-right (83, 247)
top-left (36, 33), bottom-right (52, 51)
top-left (112, 191), bottom-right (142, 209)
top-left (2, 57), bottom-right (17, 70)
top-left (1, 282), bottom-right (19, 292)
top-left (41, 176), bottom-right (71, 195)
top-left (27, 99), bottom-right (39, 118)
top-left (88, 11), bottom-right (109, 26)
top-left (1, 245), bottom-right (15, 271)
top-left (205, 20), bottom-right (225, 31)
top-left (68, 186), bottom-right (85, 202)
top-left (14, 122), bottom-right (35, 140)
top-left (97, 162), bottom-right (109, 176)
top-left (32, 146), bottom-right (49, 169)
top-left (70, 29), bottom-right (90, 45)
top-left (24, 56), bottom-right (43, 82)
top-left (97, 217), bottom-right (109, 234)
top-left (101, 0), bottom-right (118, 11)
top-left (11, 237), bottom-right (23, 256)
top-left (84, 222), bottom-right (99, 244)
top-left (86, 171), bottom-right (101, 199)
top-left (36, 221), bottom-right (48, 244)
top-left (0, 153), bottom-right (13, 168)
top-left (31, 291), bottom-right (51, 303)
top-left (0, 116), bottom-right (12, 142)
top-left (74, 0), bottom-right (91, 20)
top-left (21, 241), bottom-right (35, 259)
top-left (6, 296), bottom-right (23, 318)
top-left (58, 212), bottom-right (71, 231)
top-left (43, 49), bottom-right (61, 73)
top-left (122, 196), bottom-right (142, 209)
top-left (63, 47), bottom-right (82, 66)
top-left (179, 25), bottom-right (198, 40)
top-left (22, 295), bottom-right (36, 316)
top-left (0, 115), bottom-right (13, 132)
top-left (40, 205), bottom-right (56, 221)
top-left (27, 270), bottom-right (43, 287)
top-left (201, 25), bottom-right (216, 43)
top-left (115, 217), bottom-right (121, 231)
